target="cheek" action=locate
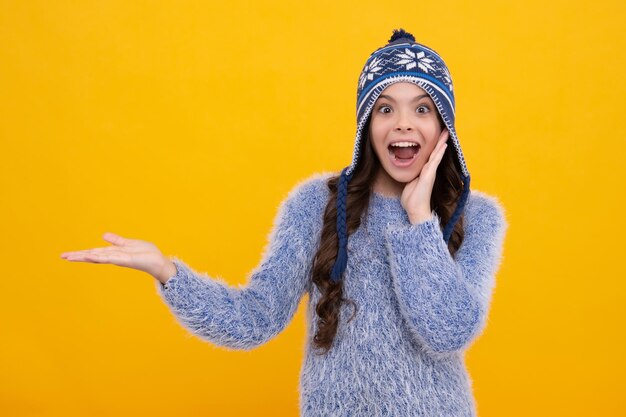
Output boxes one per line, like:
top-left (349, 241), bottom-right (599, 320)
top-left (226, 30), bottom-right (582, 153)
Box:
top-left (423, 124), bottom-right (443, 147)
top-left (369, 126), bottom-right (385, 149)
top-left (422, 140), bottom-right (438, 157)
top-left (370, 119), bottom-right (390, 143)
top-left (415, 136), bottom-right (440, 162)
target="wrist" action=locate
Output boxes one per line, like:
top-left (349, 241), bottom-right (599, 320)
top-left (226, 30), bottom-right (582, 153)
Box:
top-left (155, 257), bottom-right (178, 284)
top-left (408, 210), bottom-right (433, 225)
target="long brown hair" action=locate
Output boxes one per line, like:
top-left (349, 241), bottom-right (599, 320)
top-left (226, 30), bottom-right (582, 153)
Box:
top-left (309, 112), bottom-right (467, 356)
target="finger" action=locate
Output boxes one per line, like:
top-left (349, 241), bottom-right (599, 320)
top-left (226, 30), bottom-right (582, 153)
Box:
top-left (66, 251), bottom-right (113, 264)
top-left (61, 246), bottom-right (118, 259)
top-left (439, 143), bottom-right (448, 160)
top-left (437, 130), bottom-right (449, 150)
top-left (435, 141), bottom-right (448, 163)
top-left (61, 249), bottom-right (95, 258)
top-left (423, 143), bottom-right (447, 176)
top-left (435, 135), bottom-right (448, 156)
top-left (439, 140), bottom-right (448, 153)
top-left (64, 249), bottom-right (127, 264)
top-left (438, 132), bottom-right (449, 148)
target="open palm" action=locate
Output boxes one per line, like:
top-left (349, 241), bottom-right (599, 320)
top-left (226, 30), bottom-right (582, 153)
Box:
top-left (60, 232), bottom-right (173, 282)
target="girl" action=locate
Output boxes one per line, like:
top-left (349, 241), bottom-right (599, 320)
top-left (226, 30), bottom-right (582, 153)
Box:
top-left (61, 28), bottom-right (508, 416)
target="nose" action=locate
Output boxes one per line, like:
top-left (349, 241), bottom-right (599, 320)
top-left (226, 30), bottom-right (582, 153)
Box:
top-left (394, 110), bottom-right (413, 132)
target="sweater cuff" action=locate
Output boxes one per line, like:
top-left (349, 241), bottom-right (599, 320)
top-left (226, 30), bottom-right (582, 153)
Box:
top-left (154, 257), bottom-right (205, 306)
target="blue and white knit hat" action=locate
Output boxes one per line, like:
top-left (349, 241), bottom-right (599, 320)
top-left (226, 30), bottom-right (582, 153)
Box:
top-left (330, 28), bottom-right (471, 282)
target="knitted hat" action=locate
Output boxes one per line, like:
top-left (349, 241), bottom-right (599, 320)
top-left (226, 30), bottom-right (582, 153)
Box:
top-left (330, 28), bottom-right (471, 282)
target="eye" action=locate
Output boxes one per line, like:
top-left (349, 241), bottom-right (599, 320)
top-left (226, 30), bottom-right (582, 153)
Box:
top-left (377, 104), bottom-right (392, 114)
top-left (416, 104), bottom-right (431, 113)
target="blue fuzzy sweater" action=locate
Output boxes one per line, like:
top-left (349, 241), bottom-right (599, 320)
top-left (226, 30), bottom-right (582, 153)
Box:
top-left (155, 172), bottom-right (508, 416)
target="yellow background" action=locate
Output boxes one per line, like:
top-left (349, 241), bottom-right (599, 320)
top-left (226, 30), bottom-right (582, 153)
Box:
top-left (1, 1), bottom-right (624, 416)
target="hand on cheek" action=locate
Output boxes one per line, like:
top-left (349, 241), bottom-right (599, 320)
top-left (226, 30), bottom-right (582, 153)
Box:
top-left (400, 129), bottom-right (449, 224)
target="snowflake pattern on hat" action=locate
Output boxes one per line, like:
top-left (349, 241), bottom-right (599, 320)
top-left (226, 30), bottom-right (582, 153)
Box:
top-left (440, 65), bottom-right (453, 92)
top-left (396, 48), bottom-right (436, 73)
top-left (358, 56), bottom-right (384, 91)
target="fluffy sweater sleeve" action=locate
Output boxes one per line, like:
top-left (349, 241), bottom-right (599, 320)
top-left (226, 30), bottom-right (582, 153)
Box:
top-left (154, 175), bottom-right (327, 351)
top-left (383, 191), bottom-right (508, 359)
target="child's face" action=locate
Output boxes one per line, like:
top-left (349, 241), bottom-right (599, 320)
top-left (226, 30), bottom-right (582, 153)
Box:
top-left (369, 82), bottom-right (443, 190)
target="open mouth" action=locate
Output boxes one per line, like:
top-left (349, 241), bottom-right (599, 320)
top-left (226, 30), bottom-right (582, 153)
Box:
top-left (388, 142), bottom-right (420, 166)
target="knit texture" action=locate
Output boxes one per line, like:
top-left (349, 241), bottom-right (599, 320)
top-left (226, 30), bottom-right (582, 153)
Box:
top-left (155, 172), bottom-right (508, 417)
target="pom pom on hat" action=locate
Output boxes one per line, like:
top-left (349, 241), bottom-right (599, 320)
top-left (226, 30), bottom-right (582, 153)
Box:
top-left (388, 28), bottom-right (415, 43)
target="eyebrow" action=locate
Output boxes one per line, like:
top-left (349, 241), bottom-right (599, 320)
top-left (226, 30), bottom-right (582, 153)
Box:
top-left (378, 93), bottom-right (430, 102)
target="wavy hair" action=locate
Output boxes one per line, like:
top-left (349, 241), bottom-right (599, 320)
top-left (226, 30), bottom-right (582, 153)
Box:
top-left (310, 112), bottom-right (467, 356)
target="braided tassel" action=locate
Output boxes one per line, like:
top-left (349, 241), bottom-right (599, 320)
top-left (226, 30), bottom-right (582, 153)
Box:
top-left (330, 167), bottom-right (351, 283)
top-left (442, 175), bottom-right (471, 243)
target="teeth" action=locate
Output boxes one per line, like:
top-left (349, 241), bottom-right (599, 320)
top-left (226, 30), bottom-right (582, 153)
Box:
top-left (390, 142), bottom-right (419, 147)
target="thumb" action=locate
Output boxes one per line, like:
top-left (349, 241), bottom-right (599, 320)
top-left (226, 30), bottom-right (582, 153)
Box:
top-left (103, 232), bottom-right (127, 246)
